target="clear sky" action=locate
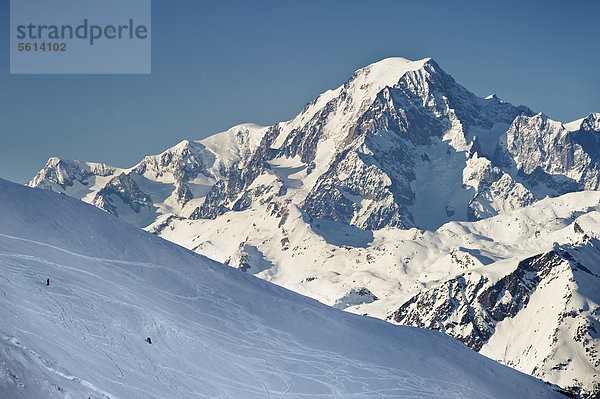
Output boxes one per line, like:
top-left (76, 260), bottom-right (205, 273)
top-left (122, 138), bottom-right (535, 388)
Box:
top-left (1, 0), bottom-right (599, 183)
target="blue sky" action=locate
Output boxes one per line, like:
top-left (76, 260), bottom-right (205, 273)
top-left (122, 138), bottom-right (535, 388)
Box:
top-left (1, 0), bottom-right (599, 183)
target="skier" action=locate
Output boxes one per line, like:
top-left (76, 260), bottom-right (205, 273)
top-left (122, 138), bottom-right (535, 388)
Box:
top-left (46, 278), bottom-right (50, 286)
top-left (146, 337), bottom-right (152, 344)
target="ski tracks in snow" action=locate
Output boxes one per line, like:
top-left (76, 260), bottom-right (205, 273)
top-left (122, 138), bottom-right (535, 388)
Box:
top-left (0, 232), bottom-right (496, 398)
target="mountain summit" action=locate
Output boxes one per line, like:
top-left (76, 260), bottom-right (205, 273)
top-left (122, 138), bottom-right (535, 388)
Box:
top-left (29, 57), bottom-right (600, 397)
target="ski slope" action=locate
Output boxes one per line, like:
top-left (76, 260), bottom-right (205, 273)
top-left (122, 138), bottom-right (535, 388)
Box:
top-left (0, 179), bottom-right (562, 398)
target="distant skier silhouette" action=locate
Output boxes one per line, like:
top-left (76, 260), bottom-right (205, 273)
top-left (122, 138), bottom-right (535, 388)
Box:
top-left (146, 337), bottom-right (152, 344)
top-left (46, 278), bottom-right (50, 286)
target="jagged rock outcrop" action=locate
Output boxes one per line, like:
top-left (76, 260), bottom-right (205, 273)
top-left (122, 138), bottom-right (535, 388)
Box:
top-left (388, 241), bottom-right (600, 398)
top-left (495, 113), bottom-right (600, 194)
top-left (91, 173), bottom-right (153, 217)
top-left (29, 158), bottom-right (115, 191)
top-left (463, 154), bottom-right (535, 220)
top-left (334, 287), bottom-right (379, 310)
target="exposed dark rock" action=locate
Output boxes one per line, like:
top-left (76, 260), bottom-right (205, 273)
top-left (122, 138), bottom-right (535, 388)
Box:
top-left (91, 173), bottom-right (153, 217)
top-left (389, 251), bottom-right (566, 351)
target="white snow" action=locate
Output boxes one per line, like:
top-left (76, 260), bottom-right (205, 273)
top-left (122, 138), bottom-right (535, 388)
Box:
top-left (0, 179), bottom-right (562, 398)
top-left (273, 57), bottom-right (431, 153)
top-left (199, 123), bottom-right (267, 163)
top-left (153, 188), bottom-right (600, 394)
top-left (563, 117), bottom-right (585, 132)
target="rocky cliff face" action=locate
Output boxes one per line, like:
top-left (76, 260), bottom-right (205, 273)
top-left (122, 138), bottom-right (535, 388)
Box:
top-left (495, 113), bottom-right (600, 195)
top-left (29, 57), bottom-right (600, 397)
top-left (389, 239), bottom-right (600, 398)
top-left (91, 173), bottom-right (153, 217)
top-left (29, 157), bottom-right (115, 191)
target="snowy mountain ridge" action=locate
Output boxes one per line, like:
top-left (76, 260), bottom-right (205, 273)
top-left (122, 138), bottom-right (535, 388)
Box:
top-left (29, 57), bottom-right (600, 397)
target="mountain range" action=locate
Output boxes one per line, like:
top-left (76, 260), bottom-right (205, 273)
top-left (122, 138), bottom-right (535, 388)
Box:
top-left (29, 57), bottom-right (600, 397)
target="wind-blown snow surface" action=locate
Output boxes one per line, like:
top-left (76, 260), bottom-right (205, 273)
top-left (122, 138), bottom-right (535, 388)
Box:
top-left (0, 179), bottom-right (561, 399)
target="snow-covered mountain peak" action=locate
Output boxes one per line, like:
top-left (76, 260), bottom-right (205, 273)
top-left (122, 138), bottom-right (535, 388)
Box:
top-left (168, 139), bottom-right (195, 152)
top-left (513, 112), bottom-right (560, 130)
top-left (581, 112), bottom-right (600, 132)
top-left (198, 122), bottom-right (267, 163)
top-left (271, 57), bottom-right (438, 150)
top-left (350, 56), bottom-right (432, 88)
top-left (45, 156), bottom-right (61, 166)
top-left (132, 139), bottom-right (211, 183)
top-left (344, 57), bottom-right (443, 108)
top-left (29, 157), bottom-right (119, 192)
top-left (564, 113), bottom-right (600, 133)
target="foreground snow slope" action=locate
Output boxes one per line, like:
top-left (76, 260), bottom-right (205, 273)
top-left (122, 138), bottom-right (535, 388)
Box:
top-left (0, 179), bottom-right (562, 398)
